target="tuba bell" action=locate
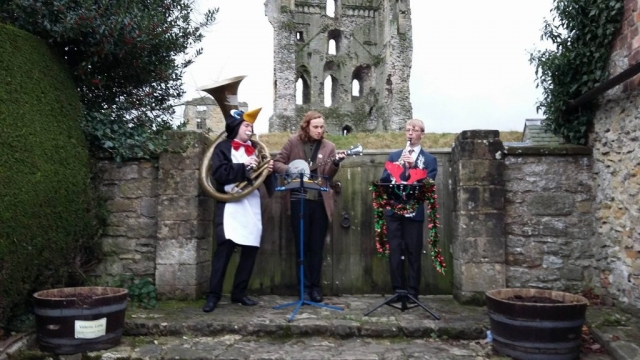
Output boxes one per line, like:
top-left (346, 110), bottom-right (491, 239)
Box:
top-left (198, 75), bottom-right (271, 202)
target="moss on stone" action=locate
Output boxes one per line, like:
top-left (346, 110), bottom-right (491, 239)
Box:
top-left (453, 292), bottom-right (487, 307)
top-left (156, 299), bottom-right (203, 310)
top-left (503, 145), bottom-right (592, 156)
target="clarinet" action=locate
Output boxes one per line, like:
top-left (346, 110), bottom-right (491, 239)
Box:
top-left (399, 138), bottom-right (411, 166)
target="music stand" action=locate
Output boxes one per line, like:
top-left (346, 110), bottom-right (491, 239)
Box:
top-left (363, 182), bottom-right (440, 320)
top-left (272, 172), bottom-right (343, 322)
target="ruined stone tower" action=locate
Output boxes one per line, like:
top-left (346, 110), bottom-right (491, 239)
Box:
top-left (265, 0), bottom-right (413, 133)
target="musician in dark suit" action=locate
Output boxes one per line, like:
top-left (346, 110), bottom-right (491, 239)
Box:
top-left (379, 119), bottom-right (438, 302)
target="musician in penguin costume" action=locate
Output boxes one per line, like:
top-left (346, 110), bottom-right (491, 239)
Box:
top-left (202, 108), bottom-right (275, 313)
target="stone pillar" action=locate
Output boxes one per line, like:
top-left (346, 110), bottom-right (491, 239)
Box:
top-left (155, 131), bottom-right (214, 299)
top-left (451, 130), bottom-right (506, 305)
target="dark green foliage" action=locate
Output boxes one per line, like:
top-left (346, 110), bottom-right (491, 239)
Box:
top-left (0, 25), bottom-right (103, 328)
top-left (0, 0), bottom-right (217, 161)
top-left (529, 0), bottom-right (624, 144)
top-left (109, 276), bottom-right (158, 309)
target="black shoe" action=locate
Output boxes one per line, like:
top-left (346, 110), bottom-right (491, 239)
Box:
top-left (231, 296), bottom-right (258, 306)
top-left (302, 289), bottom-right (311, 301)
top-left (310, 289), bottom-right (323, 303)
top-left (202, 295), bottom-right (219, 313)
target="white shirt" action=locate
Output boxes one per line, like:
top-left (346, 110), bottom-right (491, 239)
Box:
top-left (407, 145), bottom-right (421, 163)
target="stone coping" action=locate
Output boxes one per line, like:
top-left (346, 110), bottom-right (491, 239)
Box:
top-left (503, 144), bottom-right (592, 156)
top-left (268, 148), bottom-right (454, 156)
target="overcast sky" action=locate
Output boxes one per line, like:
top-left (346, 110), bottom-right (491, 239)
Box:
top-left (179, 0), bottom-right (554, 134)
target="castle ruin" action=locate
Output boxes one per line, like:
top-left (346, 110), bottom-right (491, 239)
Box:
top-left (182, 97), bottom-right (248, 134)
top-left (265, 0), bottom-right (413, 134)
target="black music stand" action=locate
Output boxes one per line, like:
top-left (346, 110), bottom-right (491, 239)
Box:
top-left (272, 172), bottom-right (343, 322)
top-left (364, 182), bottom-right (440, 320)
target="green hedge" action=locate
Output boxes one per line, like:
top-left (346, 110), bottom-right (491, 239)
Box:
top-left (0, 25), bottom-right (103, 327)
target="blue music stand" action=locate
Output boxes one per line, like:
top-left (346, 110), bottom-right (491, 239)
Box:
top-left (272, 172), bottom-right (343, 322)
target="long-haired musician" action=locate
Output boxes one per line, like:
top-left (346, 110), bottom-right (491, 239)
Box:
top-left (273, 111), bottom-right (346, 303)
top-left (379, 118), bottom-right (438, 303)
top-left (202, 109), bottom-right (275, 313)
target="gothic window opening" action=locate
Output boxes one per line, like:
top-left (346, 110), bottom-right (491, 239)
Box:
top-left (296, 31), bottom-right (304, 42)
top-left (327, 29), bottom-right (342, 55)
top-left (328, 39), bottom-right (336, 55)
top-left (296, 69), bottom-right (311, 105)
top-left (323, 75), bottom-right (338, 107)
top-left (326, 0), bottom-right (335, 17)
top-left (352, 65), bottom-right (370, 100)
top-left (196, 105), bottom-right (207, 112)
top-left (196, 119), bottom-right (204, 130)
top-left (351, 79), bottom-right (360, 98)
top-left (296, 79), bottom-right (303, 105)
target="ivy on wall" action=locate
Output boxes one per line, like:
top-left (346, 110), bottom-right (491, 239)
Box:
top-left (529, 0), bottom-right (624, 145)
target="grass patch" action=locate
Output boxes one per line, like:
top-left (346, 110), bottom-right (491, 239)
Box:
top-left (156, 299), bottom-right (203, 310)
top-left (257, 131), bottom-right (523, 151)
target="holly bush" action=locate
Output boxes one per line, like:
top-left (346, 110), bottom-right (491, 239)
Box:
top-left (0, 0), bottom-right (218, 160)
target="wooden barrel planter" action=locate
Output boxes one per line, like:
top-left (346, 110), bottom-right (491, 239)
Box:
top-left (32, 286), bottom-right (128, 355)
top-left (485, 288), bottom-right (588, 360)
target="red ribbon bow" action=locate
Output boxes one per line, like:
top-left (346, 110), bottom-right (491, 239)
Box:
top-left (231, 140), bottom-right (255, 157)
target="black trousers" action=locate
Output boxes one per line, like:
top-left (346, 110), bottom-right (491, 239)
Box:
top-left (208, 239), bottom-right (259, 300)
top-left (385, 214), bottom-right (424, 296)
top-left (290, 199), bottom-right (328, 292)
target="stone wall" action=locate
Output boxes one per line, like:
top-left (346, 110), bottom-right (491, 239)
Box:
top-left (95, 160), bottom-right (159, 279)
top-left (591, 91), bottom-right (640, 315)
top-left (155, 132), bottom-right (214, 299)
top-left (94, 130), bottom-right (606, 305)
top-left (450, 130), bottom-right (506, 305)
top-left (95, 132), bottom-right (214, 300)
top-left (450, 130), bottom-right (596, 305)
top-left (503, 147), bottom-right (595, 293)
top-left (587, 0), bottom-right (640, 315)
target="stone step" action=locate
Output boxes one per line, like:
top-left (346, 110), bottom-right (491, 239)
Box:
top-left (124, 295), bottom-right (488, 340)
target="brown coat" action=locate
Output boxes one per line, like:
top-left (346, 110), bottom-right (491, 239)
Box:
top-left (273, 135), bottom-right (340, 221)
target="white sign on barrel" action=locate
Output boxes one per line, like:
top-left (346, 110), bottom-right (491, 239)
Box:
top-left (74, 318), bottom-right (107, 339)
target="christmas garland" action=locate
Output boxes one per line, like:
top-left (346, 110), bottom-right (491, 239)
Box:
top-left (370, 180), bottom-right (446, 274)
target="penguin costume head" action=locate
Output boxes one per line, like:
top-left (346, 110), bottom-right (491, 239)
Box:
top-left (225, 108), bottom-right (262, 140)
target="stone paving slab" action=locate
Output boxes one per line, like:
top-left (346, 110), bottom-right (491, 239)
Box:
top-left (83, 336), bottom-right (612, 360)
top-left (125, 295), bottom-right (488, 340)
top-left (587, 306), bottom-right (640, 360)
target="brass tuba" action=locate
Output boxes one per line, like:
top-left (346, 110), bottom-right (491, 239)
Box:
top-left (198, 75), bottom-right (271, 202)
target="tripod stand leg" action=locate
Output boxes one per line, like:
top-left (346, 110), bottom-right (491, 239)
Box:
top-left (363, 293), bottom-right (401, 316)
top-left (304, 301), bottom-right (343, 311)
top-left (287, 301), bottom-right (304, 322)
top-left (406, 293), bottom-right (440, 320)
